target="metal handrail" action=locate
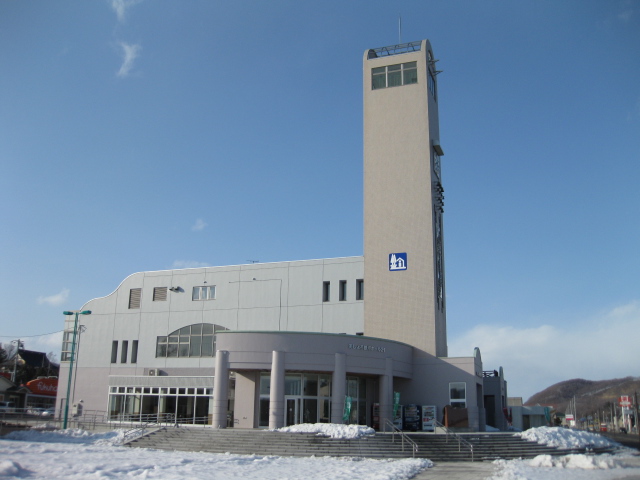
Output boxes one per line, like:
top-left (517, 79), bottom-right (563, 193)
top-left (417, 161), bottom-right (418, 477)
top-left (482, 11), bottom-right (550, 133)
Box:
top-left (434, 420), bottom-right (474, 461)
top-left (383, 419), bottom-right (418, 457)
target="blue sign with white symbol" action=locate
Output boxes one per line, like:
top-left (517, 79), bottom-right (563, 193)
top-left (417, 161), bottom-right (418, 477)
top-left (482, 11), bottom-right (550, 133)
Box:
top-left (389, 253), bottom-right (407, 271)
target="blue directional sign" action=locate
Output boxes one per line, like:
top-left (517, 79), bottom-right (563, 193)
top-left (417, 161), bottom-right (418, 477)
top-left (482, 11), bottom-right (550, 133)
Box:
top-left (389, 253), bottom-right (407, 271)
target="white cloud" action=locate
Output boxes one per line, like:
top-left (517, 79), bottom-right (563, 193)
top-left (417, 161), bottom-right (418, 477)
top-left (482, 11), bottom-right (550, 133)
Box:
top-left (172, 260), bottom-right (210, 269)
top-left (111, 0), bottom-right (142, 23)
top-left (37, 288), bottom-right (70, 307)
top-left (192, 218), bottom-right (207, 232)
top-left (117, 42), bottom-right (141, 78)
top-left (448, 300), bottom-right (640, 401)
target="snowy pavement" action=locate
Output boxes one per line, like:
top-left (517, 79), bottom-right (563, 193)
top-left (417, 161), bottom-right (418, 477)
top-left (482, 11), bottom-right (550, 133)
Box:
top-left (0, 425), bottom-right (638, 479)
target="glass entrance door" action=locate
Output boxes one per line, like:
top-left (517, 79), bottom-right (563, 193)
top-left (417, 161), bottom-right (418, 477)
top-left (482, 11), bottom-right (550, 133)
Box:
top-left (286, 397), bottom-right (300, 426)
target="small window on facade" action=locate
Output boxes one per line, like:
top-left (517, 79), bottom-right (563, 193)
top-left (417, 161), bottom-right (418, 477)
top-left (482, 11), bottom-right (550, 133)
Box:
top-left (371, 66), bottom-right (386, 89)
top-left (322, 281), bottom-right (330, 302)
top-left (131, 340), bottom-right (138, 363)
top-left (192, 285), bottom-right (216, 301)
top-left (449, 382), bottom-right (466, 408)
top-left (128, 288), bottom-right (141, 309)
top-left (121, 340), bottom-right (128, 363)
top-left (356, 279), bottom-right (364, 300)
top-left (428, 69), bottom-right (437, 99)
top-left (339, 280), bottom-right (347, 301)
top-left (153, 287), bottom-right (167, 301)
top-left (111, 341), bottom-right (118, 363)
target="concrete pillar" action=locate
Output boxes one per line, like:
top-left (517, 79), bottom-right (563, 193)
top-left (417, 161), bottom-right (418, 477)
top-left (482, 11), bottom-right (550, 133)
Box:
top-left (269, 350), bottom-right (285, 429)
top-left (211, 350), bottom-right (229, 428)
top-left (378, 357), bottom-right (394, 428)
top-left (331, 353), bottom-right (347, 424)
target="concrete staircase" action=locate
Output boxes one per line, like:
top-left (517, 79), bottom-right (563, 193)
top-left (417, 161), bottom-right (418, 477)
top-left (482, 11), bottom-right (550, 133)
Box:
top-left (125, 428), bottom-right (620, 461)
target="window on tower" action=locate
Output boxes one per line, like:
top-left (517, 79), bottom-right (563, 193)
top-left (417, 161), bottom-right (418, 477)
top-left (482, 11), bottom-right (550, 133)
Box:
top-left (372, 62), bottom-right (417, 90)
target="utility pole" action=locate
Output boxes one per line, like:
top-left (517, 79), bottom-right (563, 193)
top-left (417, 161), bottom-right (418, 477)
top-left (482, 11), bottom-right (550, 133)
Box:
top-left (10, 339), bottom-right (22, 383)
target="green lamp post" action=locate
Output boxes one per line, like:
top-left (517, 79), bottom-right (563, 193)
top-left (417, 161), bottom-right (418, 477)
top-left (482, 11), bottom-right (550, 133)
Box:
top-left (62, 310), bottom-right (91, 429)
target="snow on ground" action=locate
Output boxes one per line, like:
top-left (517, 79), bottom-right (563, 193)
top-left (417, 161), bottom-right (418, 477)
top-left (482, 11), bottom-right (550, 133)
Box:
top-left (516, 426), bottom-right (624, 450)
top-left (273, 423), bottom-right (375, 439)
top-left (488, 454), bottom-right (640, 480)
top-left (1, 426), bottom-right (639, 480)
top-left (488, 427), bottom-right (640, 480)
top-left (0, 428), bottom-right (429, 479)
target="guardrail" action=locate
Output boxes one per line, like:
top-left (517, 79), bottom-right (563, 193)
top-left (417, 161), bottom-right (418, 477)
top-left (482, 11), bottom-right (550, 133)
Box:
top-left (382, 419), bottom-right (418, 457)
top-left (434, 420), bottom-right (474, 461)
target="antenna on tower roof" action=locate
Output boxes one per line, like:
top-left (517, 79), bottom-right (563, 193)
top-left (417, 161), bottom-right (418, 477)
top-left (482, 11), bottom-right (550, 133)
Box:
top-left (398, 14), bottom-right (402, 44)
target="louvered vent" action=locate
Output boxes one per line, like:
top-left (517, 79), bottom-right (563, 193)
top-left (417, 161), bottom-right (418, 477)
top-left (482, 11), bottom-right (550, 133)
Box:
top-left (153, 287), bottom-right (168, 302)
top-left (128, 288), bottom-right (142, 309)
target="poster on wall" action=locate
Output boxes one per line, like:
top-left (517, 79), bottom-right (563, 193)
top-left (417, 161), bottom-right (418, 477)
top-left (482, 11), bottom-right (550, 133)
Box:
top-left (422, 405), bottom-right (436, 432)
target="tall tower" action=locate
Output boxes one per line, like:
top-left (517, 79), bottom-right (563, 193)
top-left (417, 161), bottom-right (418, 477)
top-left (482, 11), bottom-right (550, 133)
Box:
top-left (363, 40), bottom-right (447, 357)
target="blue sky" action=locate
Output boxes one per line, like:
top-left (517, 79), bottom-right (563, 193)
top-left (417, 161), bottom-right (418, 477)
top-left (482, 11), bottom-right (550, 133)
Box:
top-left (1, 1), bottom-right (638, 400)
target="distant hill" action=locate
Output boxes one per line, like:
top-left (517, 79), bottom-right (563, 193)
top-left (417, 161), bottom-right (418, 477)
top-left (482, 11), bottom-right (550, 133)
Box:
top-left (525, 377), bottom-right (640, 417)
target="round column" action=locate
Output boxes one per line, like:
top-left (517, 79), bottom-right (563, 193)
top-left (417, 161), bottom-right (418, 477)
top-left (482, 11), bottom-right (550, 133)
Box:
top-left (211, 350), bottom-right (229, 428)
top-left (378, 357), bottom-right (393, 428)
top-left (269, 350), bottom-right (285, 429)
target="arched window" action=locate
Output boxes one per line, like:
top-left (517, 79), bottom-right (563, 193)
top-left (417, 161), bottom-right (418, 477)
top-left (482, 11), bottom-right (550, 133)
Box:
top-left (155, 323), bottom-right (228, 358)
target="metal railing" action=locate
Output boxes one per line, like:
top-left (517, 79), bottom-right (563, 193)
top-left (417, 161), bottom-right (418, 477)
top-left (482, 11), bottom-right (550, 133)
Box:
top-left (382, 419), bottom-right (418, 457)
top-left (434, 420), bottom-right (474, 461)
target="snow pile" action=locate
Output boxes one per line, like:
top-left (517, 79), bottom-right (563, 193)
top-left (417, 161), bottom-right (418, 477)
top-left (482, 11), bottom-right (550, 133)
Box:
top-left (489, 454), bottom-right (640, 480)
top-left (5, 428), bottom-right (125, 446)
top-left (529, 454), bottom-right (621, 469)
top-left (0, 428), bottom-right (430, 479)
top-left (274, 423), bottom-right (375, 439)
top-left (516, 426), bottom-right (620, 449)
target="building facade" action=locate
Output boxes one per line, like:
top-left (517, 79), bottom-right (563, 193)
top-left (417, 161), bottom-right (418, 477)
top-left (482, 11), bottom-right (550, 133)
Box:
top-left (56, 40), bottom-right (497, 431)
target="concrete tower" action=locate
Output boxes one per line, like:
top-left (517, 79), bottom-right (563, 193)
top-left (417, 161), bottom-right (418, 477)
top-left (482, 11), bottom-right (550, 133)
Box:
top-left (363, 40), bottom-right (447, 357)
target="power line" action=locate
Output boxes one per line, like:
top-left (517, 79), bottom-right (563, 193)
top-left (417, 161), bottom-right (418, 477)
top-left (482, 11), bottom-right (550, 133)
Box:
top-left (0, 330), bottom-right (63, 339)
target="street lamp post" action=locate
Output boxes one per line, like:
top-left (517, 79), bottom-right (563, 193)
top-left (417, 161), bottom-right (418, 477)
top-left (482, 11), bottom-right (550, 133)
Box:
top-left (62, 310), bottom-right (91, 429)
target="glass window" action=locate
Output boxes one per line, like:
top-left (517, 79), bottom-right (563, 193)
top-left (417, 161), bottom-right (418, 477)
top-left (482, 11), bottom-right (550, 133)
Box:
top-left (156, 343), bottom-right (167, 357)
top-left (131, 340), bottom-right (138, 364)
top-left (387, 65), bottom-right (402, 87)
top-left (285, 375), bottom-right (301, 396)
top-left (155, 323), bottom-right (225, 358)
top-left (319, 375), bottom-right (332, 397)
top-left (428, 70), bottom-right (437, 98)
top-left (372, 62), bottom-right (418, 90)
top-left (303, 374), bottom-right (318, 396)
top-left (260, 374), bottom-right (271, 395)
top-left (192, 286), bottom-right (216, 301)
top-left (372, 67), bottom-right (386, 89)
top-left (449, 382), bottom-right (466, 408)
top-left (111, 341), bottom-right (118, 363)
top-left (339, 280), bottom-right (347, 301)
top-left (356, 279), bottom-right (364, 300)
top-left (201, 335), bottom-right (214, 356)
top-left (190, 336), bottom-right (201, 356)
top-left (403, 62), bottom-right (417, 84)
top-left (322, 281), bottom-right (330, 302)
top-left (121, 340), bottom-right (128, 363)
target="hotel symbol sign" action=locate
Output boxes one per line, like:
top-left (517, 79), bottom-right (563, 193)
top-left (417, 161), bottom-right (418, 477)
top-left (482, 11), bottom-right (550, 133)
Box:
top-left (389, 253), bottom-right (407, 271)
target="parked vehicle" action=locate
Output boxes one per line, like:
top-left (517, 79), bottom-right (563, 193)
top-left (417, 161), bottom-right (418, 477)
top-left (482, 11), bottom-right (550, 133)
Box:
top-left (0, 401), bottom-right (16, 413)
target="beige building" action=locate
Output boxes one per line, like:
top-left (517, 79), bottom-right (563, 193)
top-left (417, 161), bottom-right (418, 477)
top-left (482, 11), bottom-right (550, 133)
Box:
top-left (56, 40), bottom-right (504, 432)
